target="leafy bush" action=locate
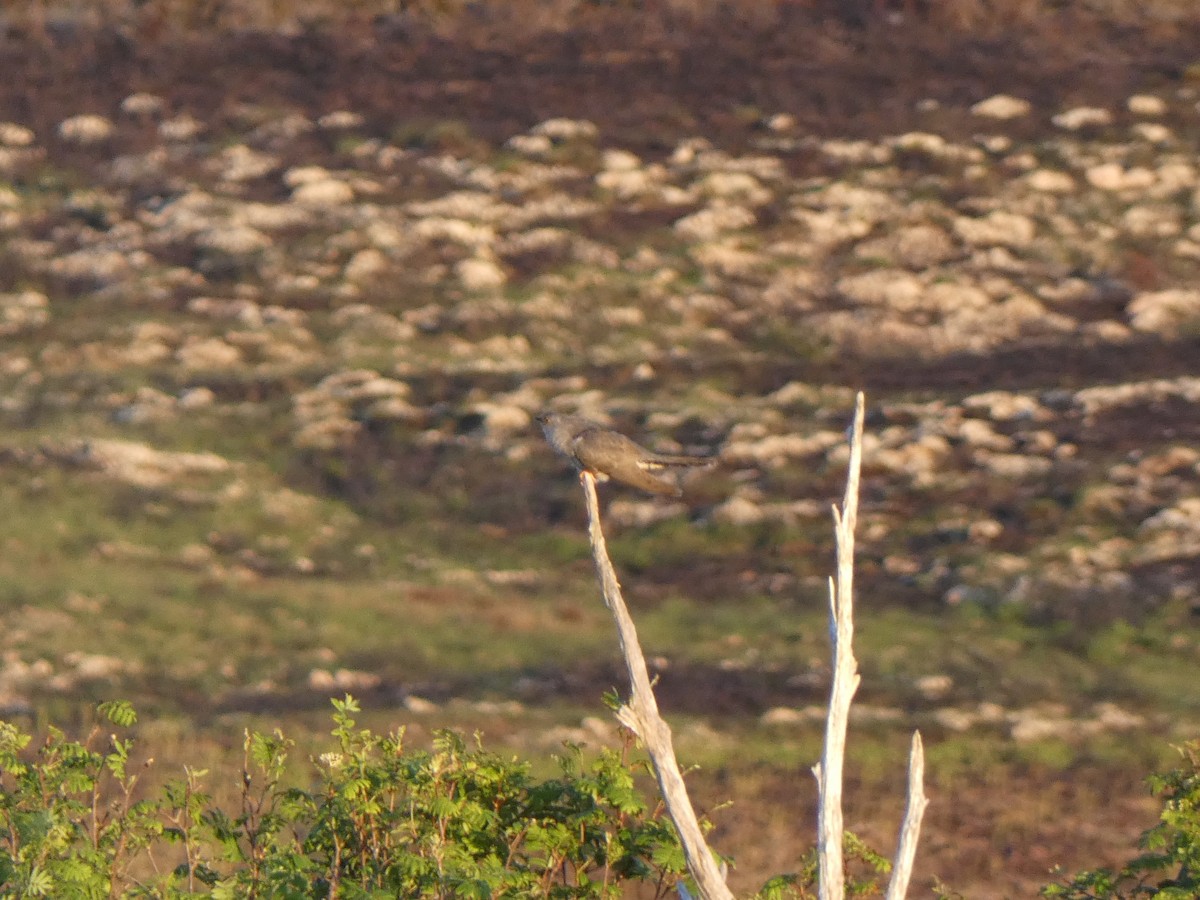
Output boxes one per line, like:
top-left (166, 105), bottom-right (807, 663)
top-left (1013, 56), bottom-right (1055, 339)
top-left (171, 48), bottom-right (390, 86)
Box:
top-left (0, 697), bottom-right (690, 898)
top-left (1042, 741), bottom-right (1200, 899)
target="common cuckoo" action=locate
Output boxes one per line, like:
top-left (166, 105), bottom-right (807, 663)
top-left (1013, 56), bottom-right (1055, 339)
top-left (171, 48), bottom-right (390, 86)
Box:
top-left (536, 412), bottom-right (713, 496)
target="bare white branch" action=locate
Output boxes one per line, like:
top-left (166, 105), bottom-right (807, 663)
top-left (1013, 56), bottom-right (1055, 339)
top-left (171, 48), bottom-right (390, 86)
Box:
top-left (885, 731), bottom-right (929, 900)
top-left (816, 391), bottom-right (866, 900)
top-left (580, 471), bottom-right (733, 900)
top-left (814, 392), bottom-right (927, 900)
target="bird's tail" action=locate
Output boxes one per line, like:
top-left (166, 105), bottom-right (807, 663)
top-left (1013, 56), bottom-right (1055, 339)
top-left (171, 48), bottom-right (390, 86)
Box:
top-left (641, 453), bottom-right (716, 470)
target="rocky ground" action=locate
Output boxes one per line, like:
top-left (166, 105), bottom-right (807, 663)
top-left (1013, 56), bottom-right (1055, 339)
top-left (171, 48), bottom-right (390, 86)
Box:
top-left (1, 7), bottom-right (1200, 897)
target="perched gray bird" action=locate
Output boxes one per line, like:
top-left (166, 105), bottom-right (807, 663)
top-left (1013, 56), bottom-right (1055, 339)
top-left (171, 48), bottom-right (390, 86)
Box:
top-left (536, 412), bottom-right (713, 497)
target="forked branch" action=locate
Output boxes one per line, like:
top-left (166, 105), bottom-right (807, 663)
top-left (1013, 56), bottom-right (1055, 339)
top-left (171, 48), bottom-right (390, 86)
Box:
top-left (815, 392), bottom-right (927, 900)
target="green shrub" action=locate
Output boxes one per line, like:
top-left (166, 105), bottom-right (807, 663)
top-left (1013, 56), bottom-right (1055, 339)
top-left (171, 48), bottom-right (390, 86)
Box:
top-left (0, 697), bottom-right (689, 898)
top-left (1042, 741), bottom-right (1200, 899)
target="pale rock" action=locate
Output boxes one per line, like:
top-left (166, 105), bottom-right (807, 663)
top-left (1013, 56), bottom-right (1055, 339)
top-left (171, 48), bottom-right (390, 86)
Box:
top-left (696, 171), bottom-right (771, 206)
top-left (1127, 94), bottom-right (1166, 116)
top-left (673, 204), bottom-right (756, 242)
top-left (308, 668), bottom-right (381, 691)
top-left (176, 337), bottom-right (243, 370)
top-left (1092, 702), bottom-right (1144, 730)
top-left (530, 118), bottom-right (598, 142)
top-left (318, 110), bottom-right (365, 130)
top-left (505, 133), bottom-right (552, 156)
top-left (1136, 445), bottom-right (1200, 477)
top-left (343, 248), bottom-right (390, 282)
top-left (1155, 161), bottom-right (1196, 194)
top-left (406, 190), bottom-right (511, 222)
top-left (247, 112), bottom-right (314, 145)
top-left (1052, 106), bottom-right (1113, 130)
top-left (411, 217), bottom-right (495, 248)
top-left (159, 115), bottom-right (203, 142)
top-left (915, 674), bottom-right (953, 700)
top-left (889, 131), bottom-right (980, 162)
top-left (404, 695), bottom-right (439, 714)
top-left (1024, 169), bottom-right (1076, 193)
top-left (470, 403), bottom-right (531, 439)
top-left (306, 370), bottom-right (410, 404)
top-left (178, 387), bottom-right (216, 410)
top-left (722, 429), bottom-right (843, 467)
top-left (690, 238), bottom-right (766, 277)
top-left (596, 165), bottom-right (666, 198)
top-left (1173, 239), bottom-right (1200, 260)
top-left (120, 92), bottom-right (165, 117)
top-left (1010, 711), bottom-right (1071, 743)
top-left (456, 254), bottom-right (507, 291)
top-left (956, 419), bottom-right (1013, 451)
top-left (600, 306), bottom-right (645, 327)
top-left (1127, 289), bottom-right (1200, 334)
top-left (970, 94), bottom-right (1031, 120)
top-left (213, 144), bottom-right (279, 182)
top-left (1073, 377), bottom-right (1200, 417)
top-left (1140, 497), bottom-right (1200, 532)
top-left (291, 178), bottom-right (354, 207)
top-left (282, 164), bottom-right (330, 185)
top-left (68, 439), bottom-right (232, 488)
top-left (761, 707), bottom-right (812, 726)
top-left (601, 149), bottom-right (641, 171)
top-left (1132, 122), bottom-right (1173, 144)
top-left (969, 519), bottom-right (1004, 542)
top-left (836, 269), bottom-right (923, 308)
top-left (58, 114), bottom-right (114, 145)
top-left (819, 139), bottom-right (892, 165)
top-left (1085, 163), bottom-right (1156, 191)
top-left (977, 452), bottom-right (1053, 478)
top-left (293, 417), bottom-right (362, 450)
top-left (872, 434), bottom-right (951, 481)
top-left (0, 291), bottom-right (49, 335)
top-left (711, 494), bottom-right (766, 526)
top-left (197, 225), bottom-right (272, 256)
top-left (792, 210), bottom-right (873, 246)
top-left (892, 224), bottom-right (956, 268)
top-left (953, 210), bottom-right (1035, 248)
top-left (1122, 204), bottom-right (1180, 237)
top-left (924, 281), bottom-right (990, 313)
top-left (65, 652), bottom-right (135, 681)
top-left (234, 202), bottom-right (310, 232)
top-left (962, 390), bottom-right (1047, 421)
top-left (607, 499), bottom-right (687, 527)
top-left (670, 137), bottom-right (713, 167)
top-left (934, 708), bottom-right (977, 731)
top-left (0, 123), bottom-right (35, 147)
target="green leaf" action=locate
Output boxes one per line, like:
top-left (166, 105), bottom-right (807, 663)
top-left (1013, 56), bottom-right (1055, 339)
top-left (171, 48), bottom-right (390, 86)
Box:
top-left (97, 700), bottom-right (137, 728)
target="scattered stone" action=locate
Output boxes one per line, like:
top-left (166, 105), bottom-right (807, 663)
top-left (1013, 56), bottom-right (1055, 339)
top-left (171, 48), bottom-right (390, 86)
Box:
top-left (1052, 106), bottom-right (1113, 130)
top-left (0, 291), bottom-right (49, 335)
top-left (48, 438), bottom-right (233, 489)
top-left (970, 94), bottom-right (1031, 120)
top-left (1126, 94), bottom-right (1167, 116)
top-left (1127, 288), bottom-right (1200, 334)
top-left (0, 122), bottom-right (35, 146)
top-left (58, 114), bottom-right (114, 145)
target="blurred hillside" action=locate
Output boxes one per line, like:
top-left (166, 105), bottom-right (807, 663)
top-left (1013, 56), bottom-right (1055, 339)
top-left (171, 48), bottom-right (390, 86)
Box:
top-left (2, 1), bottom-right (1200, 896)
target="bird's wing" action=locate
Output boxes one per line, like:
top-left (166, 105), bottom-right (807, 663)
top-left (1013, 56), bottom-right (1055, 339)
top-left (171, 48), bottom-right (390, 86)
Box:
top-left (571, 428), bottom-right (682, 495)
top-left (569, 427), bottom-right (645, 470)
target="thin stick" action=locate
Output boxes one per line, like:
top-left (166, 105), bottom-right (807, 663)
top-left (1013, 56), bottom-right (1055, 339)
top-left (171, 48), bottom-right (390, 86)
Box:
top-left (581, 471), bottom-right (733, 900)
top-left (814, 392), bottom-right (866, 900)
top-left (884, 732), bottom-right (928, 900)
